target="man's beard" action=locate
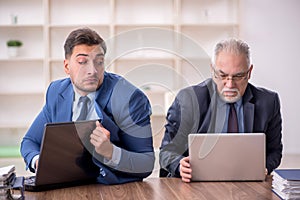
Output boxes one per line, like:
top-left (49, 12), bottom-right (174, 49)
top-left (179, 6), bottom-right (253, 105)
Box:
top-left (220, 88), bottom-right (241, 103)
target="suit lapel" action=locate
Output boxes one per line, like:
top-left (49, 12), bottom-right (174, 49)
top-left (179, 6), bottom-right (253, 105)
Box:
top-left (95, 73), bottom-right (114, 109)
top-left (94, 77), bottom-right (120, 144)
top-left (57, 84), bottom-right (74, 121)
top-left (199, 80), bottom-right (219, 133)
top-left (243, 85), bottom-right (255, 132)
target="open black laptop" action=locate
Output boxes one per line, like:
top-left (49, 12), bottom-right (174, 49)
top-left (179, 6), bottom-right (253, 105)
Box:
top-left (24, 120), bottom-right (100, 191)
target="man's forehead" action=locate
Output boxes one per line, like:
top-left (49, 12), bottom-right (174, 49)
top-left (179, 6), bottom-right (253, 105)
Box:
top-left (216, 52), bottom-right (247, 65)
top-left (217, 51), bottom-right (246, 59)
top-left (73, 44), bottom-right (104, 57)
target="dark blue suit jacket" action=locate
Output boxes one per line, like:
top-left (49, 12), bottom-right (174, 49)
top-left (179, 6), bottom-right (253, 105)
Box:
top-left (21, 72), bottom-right (155, 184)
top-left (159, 79), bottom-right (283, 176)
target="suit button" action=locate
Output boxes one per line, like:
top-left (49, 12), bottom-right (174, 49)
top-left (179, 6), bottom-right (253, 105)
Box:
top-left (100, 168), bottom-right (106, 177)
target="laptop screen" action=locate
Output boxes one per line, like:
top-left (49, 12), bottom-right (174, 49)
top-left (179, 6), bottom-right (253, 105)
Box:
top-left (35, 120), bottom-right (99, 186)
top-left (188, 133), bottom-right (265, 181)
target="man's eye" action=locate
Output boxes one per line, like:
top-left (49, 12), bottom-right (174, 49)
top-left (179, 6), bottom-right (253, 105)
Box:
top-left (78, 60), bottom-right (88, 65)
top-left (235, 74), bottom-right (244, 78)
top-left (94, 60), bottom-right (104, 66)
top-left (220, 74), bottom-right (227, 78)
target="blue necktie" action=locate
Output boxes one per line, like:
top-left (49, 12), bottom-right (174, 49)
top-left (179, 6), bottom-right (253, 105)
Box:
top-left (228, 103), bottom-right (239, 133)
top-left (76, 96), bottom-right (90, 121)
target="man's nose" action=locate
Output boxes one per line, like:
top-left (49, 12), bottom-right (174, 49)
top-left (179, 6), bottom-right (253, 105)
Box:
top-left (225, 78), bottom-right (235, 88)
top-left (87, 62), bottom-right (98, 74)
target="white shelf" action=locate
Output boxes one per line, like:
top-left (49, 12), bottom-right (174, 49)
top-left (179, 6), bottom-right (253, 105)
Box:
top-left (0, 0), bottom-right (239, 136)
top-left (115, 0), bottom-right (174, 25)
top-left (0, 58), bottom-right (44, 62)
top-left (0, 94), bottom-right (44, 126)
top-left (181, 25), bottom-right (239, 56)
top-left (180, 59), bottom-right (211, 86)
top-left (0, 26), bottom-right (44, 59)
top-left (180, 23), bottom-right (239, 27)
top-left (49, 0), bottom-right (111, 25)
top-left (0, 61), bottom-right (45, 94)
top-left (114, 24), bottom-right (175, 28)
top-left (0, 24), bottom-right (43, 28)
top-left (50, 61), bottom-right (68, 82)
top-left (0, 0), bottom-right (44, 26)
top-left (144, 90), bottom-right (168, 117)
top-left (49, 24), bottom-right (110, 28)
top-left (180, 0), bottom-right (239, 24)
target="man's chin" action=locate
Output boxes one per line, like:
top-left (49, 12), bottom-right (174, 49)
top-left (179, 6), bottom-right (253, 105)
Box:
top-left (222, 96), bottom-right (240, 103)
top-left (85, 86), bottom-right (98, 92)
top-left (79, 85), bottom-right (99, 93)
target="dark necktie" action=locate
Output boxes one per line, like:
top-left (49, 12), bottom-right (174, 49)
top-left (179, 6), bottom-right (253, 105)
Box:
top-left (76, 96), bottom-right (90, 121)
top-left (228, 103), bottom-right (239, 133)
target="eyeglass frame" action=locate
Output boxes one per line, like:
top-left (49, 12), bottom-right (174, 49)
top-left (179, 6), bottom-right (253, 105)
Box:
top-left (211, 66), bottom-right (251, 82)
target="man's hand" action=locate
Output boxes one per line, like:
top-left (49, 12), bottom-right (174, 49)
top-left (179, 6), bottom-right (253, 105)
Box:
top-left (179, 156), bottom-right (192, 183)
top-left (90, 121), bottom-right (113, 160)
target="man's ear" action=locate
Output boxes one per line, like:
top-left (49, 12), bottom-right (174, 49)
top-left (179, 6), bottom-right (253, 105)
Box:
top-left (210, 64), bottom-right (214, 77)
top-left (248, 64), bottom-right (253, 79)
top-left (64, 59), bottom-right (70, 75)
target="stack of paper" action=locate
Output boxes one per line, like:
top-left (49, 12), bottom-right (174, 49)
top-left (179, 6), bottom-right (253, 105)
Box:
top-left (0, 165), bottom-right (16, 199)
top-left (272, 169), bottom-right (300, 200)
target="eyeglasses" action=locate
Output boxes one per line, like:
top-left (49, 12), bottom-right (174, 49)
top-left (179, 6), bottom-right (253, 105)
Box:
top-left (212, 66), bottom-right (250, 81)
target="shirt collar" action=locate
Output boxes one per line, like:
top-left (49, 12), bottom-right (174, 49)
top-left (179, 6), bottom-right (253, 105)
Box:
top-left (73, 86), bottom-right (96, 103)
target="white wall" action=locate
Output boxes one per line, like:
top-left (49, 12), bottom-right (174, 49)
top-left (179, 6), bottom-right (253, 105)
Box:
top-left (239, 0), bottom-right (300, 154)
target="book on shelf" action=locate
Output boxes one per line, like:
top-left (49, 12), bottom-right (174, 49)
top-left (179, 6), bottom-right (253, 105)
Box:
top-left (272, 169), bottom-right (300, 200)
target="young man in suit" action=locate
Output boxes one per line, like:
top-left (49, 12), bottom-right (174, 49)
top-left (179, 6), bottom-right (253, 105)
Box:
top-left (21, 27), bottom-right (155, 184)
top-left (159, 38), bottom-right (283, 182)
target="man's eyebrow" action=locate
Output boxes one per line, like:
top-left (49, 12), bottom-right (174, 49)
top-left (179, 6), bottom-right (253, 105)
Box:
top-left (76, 53), bottom-right (88, 57)
top-left (219, 69), bottom-right (246, 76)
top-left (76, 53), bottom-right (104, 57)
top-left (96, 53), bottom-right (104, 57)
top-left (218, 69), bottom-right (227, 74)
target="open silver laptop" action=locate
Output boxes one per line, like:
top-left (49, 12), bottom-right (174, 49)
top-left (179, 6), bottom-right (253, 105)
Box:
top-left (188, 133), bottom-right (265, 181)
top-left (24, 120), bottom-right (99, 191)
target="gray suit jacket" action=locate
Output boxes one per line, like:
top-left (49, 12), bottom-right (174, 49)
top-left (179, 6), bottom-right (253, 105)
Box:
top-left (159, 78), bottom-right (283, 177)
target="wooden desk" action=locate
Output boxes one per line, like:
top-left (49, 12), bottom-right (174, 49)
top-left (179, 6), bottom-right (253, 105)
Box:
top-left (24, 177), bottom-right (279, 200)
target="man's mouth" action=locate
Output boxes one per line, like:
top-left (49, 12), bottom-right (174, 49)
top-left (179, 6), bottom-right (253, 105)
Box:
top-left (84, 78), bottom-right (98, 83)
top-left (223, 91), bottom-right (238, 97)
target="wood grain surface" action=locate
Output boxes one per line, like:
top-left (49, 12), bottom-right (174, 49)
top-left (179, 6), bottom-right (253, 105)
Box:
top-left (23, 177), bottom-right (280, 200)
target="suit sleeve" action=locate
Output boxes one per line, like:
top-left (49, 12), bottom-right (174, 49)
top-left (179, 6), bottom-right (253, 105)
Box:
top-left (265, 93), bottom-right (283, 174)
top-left (115, 89), bottom-right (155, 176)
top-left (93, 81), bottom-right (155, 183)
top-left (159, 88), bottom-right (200, 177)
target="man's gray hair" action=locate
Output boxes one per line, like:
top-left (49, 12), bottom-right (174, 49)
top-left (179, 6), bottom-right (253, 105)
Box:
top-left (211, 38), bottom-right (251, 68)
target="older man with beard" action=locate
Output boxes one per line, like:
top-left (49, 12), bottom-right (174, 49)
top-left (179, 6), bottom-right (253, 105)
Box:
top-left (159, 38), bottom-right (283, 182)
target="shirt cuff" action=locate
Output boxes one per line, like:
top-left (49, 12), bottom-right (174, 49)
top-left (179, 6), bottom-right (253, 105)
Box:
top-left (31, 155), bottom-right (39, 172)
top-left (103, 145), bottom-right (121, 167)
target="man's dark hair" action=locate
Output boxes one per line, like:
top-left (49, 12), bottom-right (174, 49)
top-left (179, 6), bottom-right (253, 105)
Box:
top-left (64, 27), bottom-right (107, 59)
